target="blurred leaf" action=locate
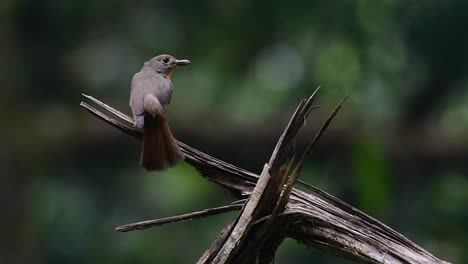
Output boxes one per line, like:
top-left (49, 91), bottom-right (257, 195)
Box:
top-left (314, 40), bottom-right (361, 97)
top-left (352, 138), bottom-right (391, 216)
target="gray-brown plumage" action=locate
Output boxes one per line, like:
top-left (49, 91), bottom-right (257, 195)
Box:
top-left (130, 54), bottom-right (190, 171)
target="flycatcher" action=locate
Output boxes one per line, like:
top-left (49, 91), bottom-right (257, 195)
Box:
top-left (129, 54), bottom-right (190, 171)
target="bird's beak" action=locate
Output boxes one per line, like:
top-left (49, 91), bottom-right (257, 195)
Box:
top-left (175, 59), bottom-right (191, 65)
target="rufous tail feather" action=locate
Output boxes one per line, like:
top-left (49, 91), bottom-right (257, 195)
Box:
top-left (141, 114), bottom-right (184, 171)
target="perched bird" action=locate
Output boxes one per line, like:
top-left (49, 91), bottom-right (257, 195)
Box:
top-left (129, 54), bottom-right (190, 171)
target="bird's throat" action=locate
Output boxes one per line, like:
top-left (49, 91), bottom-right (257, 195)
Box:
top-left (165, 68), bottom-right (176, 80)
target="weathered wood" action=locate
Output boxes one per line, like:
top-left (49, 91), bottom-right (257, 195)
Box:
top-left (207, 89), bottom-right (330, 264)
top-left (116, 203), bottom-right (243, 232)
top-left (209, 163), bottom-right (272, 264)
top-left (80, 94), bottom-right (450, 264)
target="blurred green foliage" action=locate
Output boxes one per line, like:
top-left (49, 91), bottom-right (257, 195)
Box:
top-left (352, 138), bottom-right (391, 216)
top-left (1, 0), bottom-right (467, 263)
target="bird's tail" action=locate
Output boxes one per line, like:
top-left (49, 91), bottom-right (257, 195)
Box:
top-left (141, 114), bottom-right (184, 171)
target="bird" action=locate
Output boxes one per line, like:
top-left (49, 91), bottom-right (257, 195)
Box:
top-left (129, 54), bottom-right (190, 171)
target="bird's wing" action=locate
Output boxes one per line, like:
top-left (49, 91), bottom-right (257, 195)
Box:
top-left (129, 72), bottom-right (146, 116)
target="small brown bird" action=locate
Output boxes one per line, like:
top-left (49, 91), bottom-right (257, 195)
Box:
top-left (130, 54), bottom-right (190, 171)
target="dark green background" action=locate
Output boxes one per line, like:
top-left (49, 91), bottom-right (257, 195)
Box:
top-left (1, 0), bottom-right (466, 263)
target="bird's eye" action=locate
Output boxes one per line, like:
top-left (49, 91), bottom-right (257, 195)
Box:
top-left (162, 57), bottom-right (169, 63)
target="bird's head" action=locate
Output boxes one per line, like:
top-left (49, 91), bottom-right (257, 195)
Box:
top-left (146, 54), bottom-right (190, 79)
